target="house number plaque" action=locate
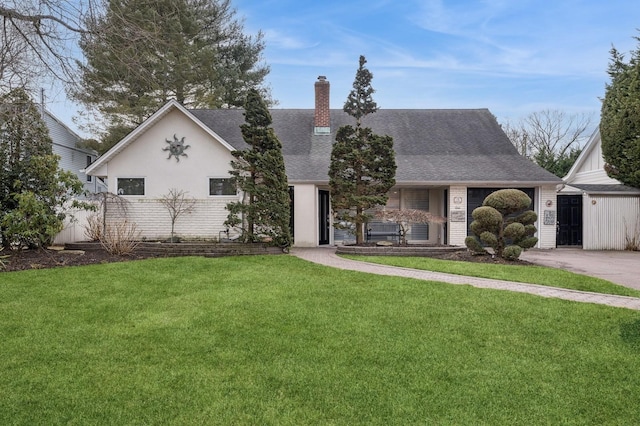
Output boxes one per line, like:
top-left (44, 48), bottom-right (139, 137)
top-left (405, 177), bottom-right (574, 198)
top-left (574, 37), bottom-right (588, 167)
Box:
top-left (543, 210), bottom-right (555, 226)
top-left (450, 210), bottom-right (466, 222)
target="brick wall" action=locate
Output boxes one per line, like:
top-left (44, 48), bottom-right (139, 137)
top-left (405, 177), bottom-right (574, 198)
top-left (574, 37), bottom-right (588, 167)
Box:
top-left (314, 76), bottom-right (330, 131)
top-left (106, 198), bottom-right (236, 241)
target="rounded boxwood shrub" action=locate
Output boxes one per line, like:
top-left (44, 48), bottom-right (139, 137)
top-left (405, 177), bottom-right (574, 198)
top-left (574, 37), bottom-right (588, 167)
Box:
top-left (470, 206), bottom-right (502, 237)
top-left (465, 189), bottom-right (537, 260)
top-left (465, 236), bottom-right (486, 254)
top-left (504, 222), bottom-right (526, 240)
top-left (484, 189), bottom-right (532, 215)
top-left (503, 245), bottom-right (523, 261)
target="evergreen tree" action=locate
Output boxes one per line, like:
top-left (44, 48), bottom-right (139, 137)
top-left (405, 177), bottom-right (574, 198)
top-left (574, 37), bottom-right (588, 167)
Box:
top-left (329, 55), bottom-right (396, 245)
top-left (532, 145), bottom-right (582, 178)
top-left (225, 89), bottom-right (292, 248)
top-left (0, 88), bottom-right (85, 248)
top-left (72, 0), bottom-right (270, 153)
top-left (600, 38), bottom-right (640, 188)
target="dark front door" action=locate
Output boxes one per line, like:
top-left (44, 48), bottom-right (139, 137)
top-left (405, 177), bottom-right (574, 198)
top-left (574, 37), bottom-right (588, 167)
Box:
top-left (318, 190), bottom-right (330, 245)
top-left (557, 195), bottom-right (582, 246)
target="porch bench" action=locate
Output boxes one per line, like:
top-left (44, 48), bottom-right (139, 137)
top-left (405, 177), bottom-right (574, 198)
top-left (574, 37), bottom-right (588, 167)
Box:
top-left (366, 223), bottom-right (401, 243)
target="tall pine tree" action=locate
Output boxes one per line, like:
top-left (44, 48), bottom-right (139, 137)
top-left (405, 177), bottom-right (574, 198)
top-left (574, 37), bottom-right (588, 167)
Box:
top-left (226, 89), bottom-right (292, 247)
top-left (73, 0), bottom-right (269, 152)
top-left (600, 38), bottom-right (640, 188)
top-left (329, 55), bottom-right (396, 244)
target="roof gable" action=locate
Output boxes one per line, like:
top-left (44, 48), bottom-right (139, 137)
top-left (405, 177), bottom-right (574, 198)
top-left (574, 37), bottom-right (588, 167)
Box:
top-left (563, 129), bottom-right (620, 186)
top-left (86, 100), bottom-right (235, 175)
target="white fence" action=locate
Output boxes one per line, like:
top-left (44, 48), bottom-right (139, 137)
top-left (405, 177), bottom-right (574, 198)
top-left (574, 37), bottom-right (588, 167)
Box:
top-left (53, 208), bottom-right (94, 245)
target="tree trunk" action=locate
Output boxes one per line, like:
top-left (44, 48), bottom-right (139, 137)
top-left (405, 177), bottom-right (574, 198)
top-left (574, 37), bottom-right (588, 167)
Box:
top-left (356, 206), bottom-right (364, 245)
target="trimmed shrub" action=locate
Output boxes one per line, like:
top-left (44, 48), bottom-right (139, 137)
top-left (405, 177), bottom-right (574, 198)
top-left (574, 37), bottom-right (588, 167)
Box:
top-left (465, 189), bottom-right (538, 260)
top-left (519, 236), bottom-right (538, 249)
top-left (480, 231), bottom-right (498, 247)
top-left (504, 222), bottom-right (526, 240)
top-left (470, 206), bottom-right (502, 233)
top-left (503, 245), bottom-right (523, 261)
top-left (465, 236), bottom-right (486, 254)
top-left (484, 189), bottom-right (532, 215)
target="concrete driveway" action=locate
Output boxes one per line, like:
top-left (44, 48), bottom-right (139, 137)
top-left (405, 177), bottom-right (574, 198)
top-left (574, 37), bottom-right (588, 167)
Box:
top-left (520, 249), bottom-right (640, 290)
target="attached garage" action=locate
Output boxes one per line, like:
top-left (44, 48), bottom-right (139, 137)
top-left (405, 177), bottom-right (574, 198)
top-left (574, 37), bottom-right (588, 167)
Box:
top-left (559, 130), bottom-right (640, 250)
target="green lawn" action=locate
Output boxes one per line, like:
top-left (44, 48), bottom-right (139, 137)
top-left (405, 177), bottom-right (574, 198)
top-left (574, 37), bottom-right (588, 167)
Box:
top-left (341, 254), bottom-right (640, 297)
top-left (1, 256), bottom-right (640, 424)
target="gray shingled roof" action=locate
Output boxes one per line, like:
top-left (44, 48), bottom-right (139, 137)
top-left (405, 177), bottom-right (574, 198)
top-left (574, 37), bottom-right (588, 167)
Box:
top-left (569, 184), bottom-right (640, 194)
top-left (190, 108), bottom-right (561, 184)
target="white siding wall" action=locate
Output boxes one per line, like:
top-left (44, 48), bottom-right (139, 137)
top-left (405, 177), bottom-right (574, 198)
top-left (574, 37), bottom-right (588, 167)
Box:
top-left (537, 185), bottom-right (558, 249)
top-left (292, 184), bottom-right (318, 247)
top-left (448, 185), bottom-right (467, 246)
top-left (570, 133), bottom-right (619, 185)
top-left (44, 112), bottom-right (104, 194)
top-left (583, 195), bottom-right (640, 250)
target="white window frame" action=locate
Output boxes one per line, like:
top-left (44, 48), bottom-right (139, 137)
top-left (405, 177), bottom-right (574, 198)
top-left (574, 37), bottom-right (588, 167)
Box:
top-left (116, 177), bottom-right (146, 196)
top-left (208, 177), bottom-right (236, 197)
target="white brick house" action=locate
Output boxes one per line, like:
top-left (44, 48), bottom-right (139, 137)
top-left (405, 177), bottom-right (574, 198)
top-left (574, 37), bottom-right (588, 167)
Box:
top-left (85, 78), bottom-right (562, 247)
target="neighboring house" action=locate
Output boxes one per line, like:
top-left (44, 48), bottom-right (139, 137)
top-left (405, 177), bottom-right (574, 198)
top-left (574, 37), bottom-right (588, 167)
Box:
top-left (558, 129), bottom-right (640, 249)
top-left (42, 108), bottom-right (107, 245)
top-left (86, 77), bottom-right (562, 248)
top-left (42, 108), bottom-right (107, 194)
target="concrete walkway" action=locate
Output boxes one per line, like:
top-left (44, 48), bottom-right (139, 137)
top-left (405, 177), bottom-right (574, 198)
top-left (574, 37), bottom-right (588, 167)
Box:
top-left (521, 248), bottom-right (640, 290)
top-left (291, 247), bottom-right (640, 311)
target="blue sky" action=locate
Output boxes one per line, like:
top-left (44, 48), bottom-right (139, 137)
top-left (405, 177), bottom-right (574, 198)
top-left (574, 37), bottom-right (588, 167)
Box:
top-left (49, 0), bottom-right (640, 136)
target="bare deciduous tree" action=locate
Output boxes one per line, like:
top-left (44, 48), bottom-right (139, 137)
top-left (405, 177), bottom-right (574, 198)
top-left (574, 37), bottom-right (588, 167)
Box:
top-left (159, 188), bottom-right (196, 243)
top-left (0, 1), bottom-right (95, 89)
top-left (501, 110), bottom-right (592, 177)
top-left (375, 209), bottom-right (445, 245)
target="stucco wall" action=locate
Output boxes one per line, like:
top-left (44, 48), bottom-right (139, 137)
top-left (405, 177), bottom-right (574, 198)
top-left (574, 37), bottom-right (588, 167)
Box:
top-left (106, 109), bottom-right (236, 198)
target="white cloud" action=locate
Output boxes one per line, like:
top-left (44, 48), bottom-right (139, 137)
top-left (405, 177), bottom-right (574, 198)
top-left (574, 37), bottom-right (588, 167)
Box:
top-left (264, 29), bottom-right (316, 50)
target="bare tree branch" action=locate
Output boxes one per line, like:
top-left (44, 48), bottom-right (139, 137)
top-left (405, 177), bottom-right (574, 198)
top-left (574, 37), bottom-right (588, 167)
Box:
top-left (0, 5), bottom-right (88, 33)
top-left (501, 110), bottom-right (593, 177)
top-left (0, 1), bottom-right (98, 87)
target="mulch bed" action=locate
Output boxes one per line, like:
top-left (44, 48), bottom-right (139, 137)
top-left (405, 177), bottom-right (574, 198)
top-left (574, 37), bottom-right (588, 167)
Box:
top-left (1, 245), bottom-right (530, 273)
top-left (422, 249), bottom-right (532, 265)
top-left (1, 248), bottom-right (159, 272)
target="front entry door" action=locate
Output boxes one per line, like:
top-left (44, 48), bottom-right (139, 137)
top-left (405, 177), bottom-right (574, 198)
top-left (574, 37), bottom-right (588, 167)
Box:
top-left (318, 190), bottom-right (330, 245)
top-left (557, 195), bottom-right (582, 246)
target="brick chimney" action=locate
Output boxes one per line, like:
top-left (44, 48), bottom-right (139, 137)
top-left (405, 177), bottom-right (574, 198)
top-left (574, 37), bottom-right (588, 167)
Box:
top-left (314, 76), bottom-right (330, 135)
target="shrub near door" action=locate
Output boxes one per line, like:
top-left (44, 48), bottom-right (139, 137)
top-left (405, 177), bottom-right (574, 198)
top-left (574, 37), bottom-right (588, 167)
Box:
top-left (465, 189), bottom-right (538, 260)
